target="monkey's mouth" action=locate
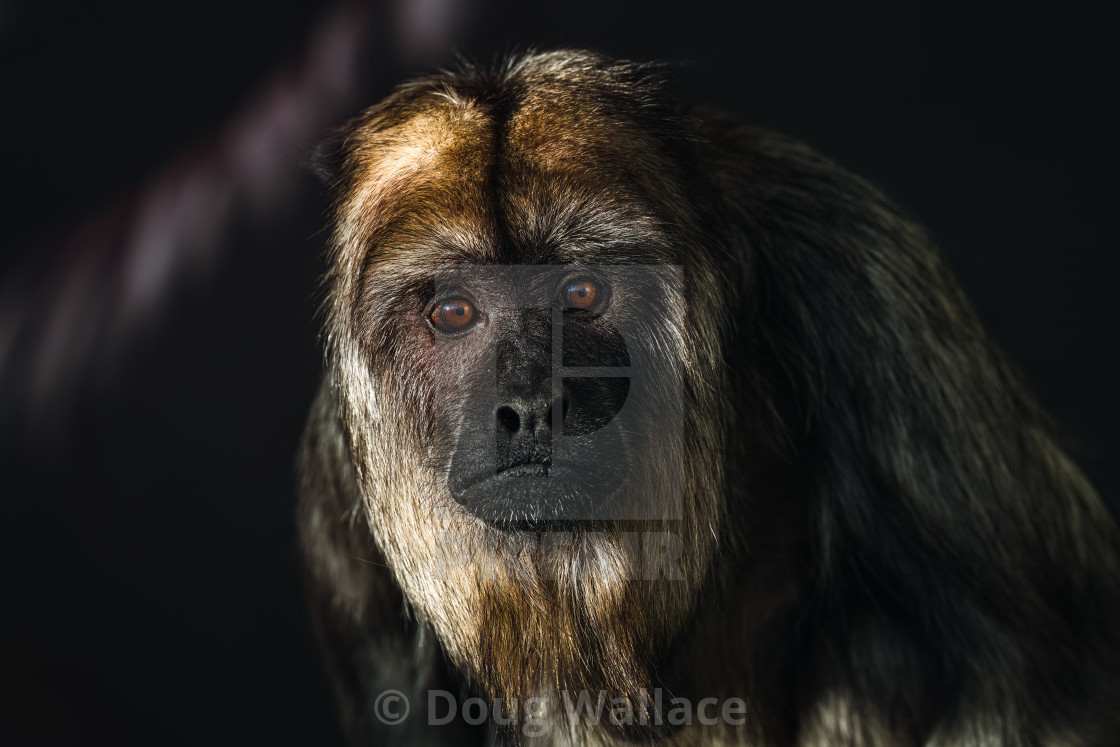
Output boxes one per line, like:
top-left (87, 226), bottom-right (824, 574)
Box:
top-left (494, 462), bottom-right (551, 479)
top-left (450, 460), bottom-right (627, 526)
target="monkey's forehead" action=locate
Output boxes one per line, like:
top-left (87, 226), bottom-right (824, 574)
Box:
top-left (332, 93), bottom-right (684, 266)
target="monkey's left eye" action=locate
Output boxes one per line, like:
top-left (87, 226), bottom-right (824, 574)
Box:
top-left (430, 298), bottom-right (477, 333)
top-left (562, 279), bottom-right (604, 311)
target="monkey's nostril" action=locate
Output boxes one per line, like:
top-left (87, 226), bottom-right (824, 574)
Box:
top-left (496, 405), bottom-right (521, 435)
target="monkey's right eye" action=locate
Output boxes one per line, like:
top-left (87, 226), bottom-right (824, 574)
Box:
top-left (430, 298), bottom-right (477, 333)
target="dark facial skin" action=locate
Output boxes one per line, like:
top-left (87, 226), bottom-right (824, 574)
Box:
top-left (443, 283), bottom-right (633, 525)
top-left (416, 257), bottom-right (675, 528)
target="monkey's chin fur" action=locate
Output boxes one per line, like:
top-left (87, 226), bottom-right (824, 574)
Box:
top-left (364, 467), bottom-right (703, 711)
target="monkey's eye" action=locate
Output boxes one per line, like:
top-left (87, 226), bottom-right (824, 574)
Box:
top-left (562, 279), bottom-right (602, 311)
top-left (430, 298), bottom-right (477, 333)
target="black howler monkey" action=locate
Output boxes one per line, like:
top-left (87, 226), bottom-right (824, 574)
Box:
top-left (298, 49), bottom-right (1120, 746)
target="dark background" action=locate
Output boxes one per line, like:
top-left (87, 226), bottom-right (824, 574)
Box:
top-left (1, 1), bottom-right (1116, 744)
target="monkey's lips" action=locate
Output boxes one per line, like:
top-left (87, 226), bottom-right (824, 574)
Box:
top-left (450, 461), bottom-right (626, 526)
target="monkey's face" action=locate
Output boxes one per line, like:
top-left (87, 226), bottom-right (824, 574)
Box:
top-left (432, 263), bottom-right (683, 528)
top-left (322, 54), bottom-right (726, 703)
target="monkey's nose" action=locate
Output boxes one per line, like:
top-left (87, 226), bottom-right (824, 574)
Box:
top-left (495, 396), bottom-right (568, 438)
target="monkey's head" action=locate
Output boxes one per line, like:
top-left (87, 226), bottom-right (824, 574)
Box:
top-left (316, 51), bottom-right (729, 706)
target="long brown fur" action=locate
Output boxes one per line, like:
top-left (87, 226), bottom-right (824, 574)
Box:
top-left (298, 50), bottom-right (1120, 746)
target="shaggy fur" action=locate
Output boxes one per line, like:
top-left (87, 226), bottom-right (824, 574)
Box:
top-left (297, 50), bottom-right (1120, 746)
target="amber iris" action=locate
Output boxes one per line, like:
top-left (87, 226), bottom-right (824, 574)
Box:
top-left (563, 280), bottom-right (599, 310)
top-left (430, 299), bottom-right (476, 332)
